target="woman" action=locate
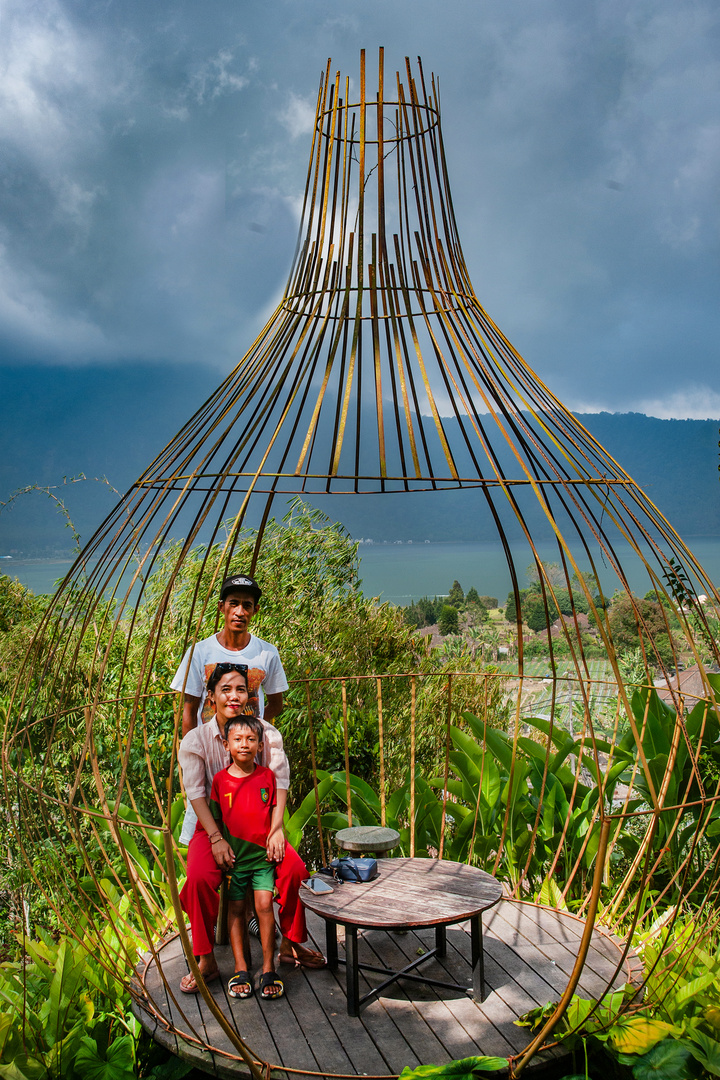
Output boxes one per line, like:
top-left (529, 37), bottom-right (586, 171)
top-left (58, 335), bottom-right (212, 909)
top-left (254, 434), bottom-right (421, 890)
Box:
top-left (177, 662), bottom-right (324, 993)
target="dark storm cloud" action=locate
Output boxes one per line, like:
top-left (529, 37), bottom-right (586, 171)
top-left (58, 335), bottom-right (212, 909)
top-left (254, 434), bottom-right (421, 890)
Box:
top-left (0, 0), bottom-right (718, 415)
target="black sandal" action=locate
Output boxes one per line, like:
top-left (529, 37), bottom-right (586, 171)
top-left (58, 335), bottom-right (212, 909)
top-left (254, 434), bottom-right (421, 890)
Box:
top-left (228, 971), bottom-right (253, 999)
top-left (259, 971), bottom-right (284, 1000)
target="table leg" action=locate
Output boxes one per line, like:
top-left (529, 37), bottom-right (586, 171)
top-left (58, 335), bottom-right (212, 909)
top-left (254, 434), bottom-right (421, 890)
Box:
top-left (470, 914), bottom-right (484, 1001)
top-left (435, 924), bottom-right (447, 958)
top-left (325, 921), bottom-right (338, 971)
top-left (345, 925), bottom-right (360, 1017)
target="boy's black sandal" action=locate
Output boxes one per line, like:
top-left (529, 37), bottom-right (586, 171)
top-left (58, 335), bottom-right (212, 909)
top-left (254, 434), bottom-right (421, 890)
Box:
top-left (259, 972), bottom-right (284, 1000)
top-left (228, 971), bottom-right (253, 999)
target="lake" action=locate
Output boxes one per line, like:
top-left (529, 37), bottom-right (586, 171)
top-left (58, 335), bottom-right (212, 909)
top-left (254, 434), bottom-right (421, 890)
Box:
top-left (5, 536), bottom-right (720, 606)
top-left (358, 537), bottom-right (720, 604)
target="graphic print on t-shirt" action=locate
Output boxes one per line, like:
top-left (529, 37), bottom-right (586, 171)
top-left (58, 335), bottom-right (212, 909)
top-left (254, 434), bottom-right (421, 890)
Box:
top-left (202, 663), bottom-right (266, 722)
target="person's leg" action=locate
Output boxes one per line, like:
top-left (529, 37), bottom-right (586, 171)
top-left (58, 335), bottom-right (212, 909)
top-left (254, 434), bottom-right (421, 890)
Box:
top-left (179, 826), bottom-right (223, 990)
top-left (255, 888), bottom-right (284, 999)
top-left (254, 890), bottom-right (277, 975)
top-left (274, 843), bottom-right (325, 968)
top-left (228, 899), bottom-right (249, 973)
top-left (226, 898), bottom-right (254, 998)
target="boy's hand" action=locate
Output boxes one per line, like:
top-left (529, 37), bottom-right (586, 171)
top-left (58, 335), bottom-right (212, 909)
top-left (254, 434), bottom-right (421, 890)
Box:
top-left (211, 838), bottom-right (235, 870)
top-left (266, 828), bottom-right (286, 863)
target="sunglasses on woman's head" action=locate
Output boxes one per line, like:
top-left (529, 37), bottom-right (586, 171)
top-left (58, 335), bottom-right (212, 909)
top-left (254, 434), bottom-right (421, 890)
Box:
top-left (211, 663), bottom-right (249, 679)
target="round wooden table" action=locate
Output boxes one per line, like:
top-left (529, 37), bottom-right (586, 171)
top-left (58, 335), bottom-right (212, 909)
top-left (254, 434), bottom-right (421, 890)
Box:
top-left (301, 857), bottom-right (503, 1016)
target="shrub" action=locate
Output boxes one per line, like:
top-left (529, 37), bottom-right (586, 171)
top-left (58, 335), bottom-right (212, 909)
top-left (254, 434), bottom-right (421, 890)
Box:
top-left (438, 605), bottom-right (459, 636)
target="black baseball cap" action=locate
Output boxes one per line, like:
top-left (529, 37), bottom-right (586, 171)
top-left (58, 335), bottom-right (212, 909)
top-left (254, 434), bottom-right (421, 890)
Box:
top-left (220, 574), bottom-right (262, 603)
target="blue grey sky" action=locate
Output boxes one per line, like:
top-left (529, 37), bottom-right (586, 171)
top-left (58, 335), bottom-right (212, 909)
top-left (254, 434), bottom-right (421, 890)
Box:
top-left (1, 0), bottom-right (719, 417)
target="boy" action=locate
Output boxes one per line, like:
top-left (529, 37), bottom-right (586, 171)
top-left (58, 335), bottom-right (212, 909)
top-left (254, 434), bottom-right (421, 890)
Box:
top-left (209, 714), bottom-right (285, 1000)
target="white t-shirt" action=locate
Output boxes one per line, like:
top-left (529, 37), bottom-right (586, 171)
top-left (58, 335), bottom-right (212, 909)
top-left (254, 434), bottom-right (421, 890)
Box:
top-left (171, 633), bottom-right (289, 726)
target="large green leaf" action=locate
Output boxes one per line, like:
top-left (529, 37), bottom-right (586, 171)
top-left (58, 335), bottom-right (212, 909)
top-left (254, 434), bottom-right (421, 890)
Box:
top-left (0, 1063), bottom-right (42, 1080)
top-left (536, 876), bottom-right (568, 911)
top-left (74, 1034), bottom-right (136, 1080)
top-left (609, 1017), bottom-right (678, 1055)
top-left (685, 696), bottom-right (720, 744)
top-left (328, 770), bottom-right (382, 814)
top-left (398, 1055), bottom-right (507, 1079)
top-left (480, 725), bottom-right (516, 775)
top-left (619, 1037), bottom-right (695, 1080)
top-left (285, 775), bottom-right (333, 848)
top-left (686, 1030), bottom-right (720, 1077)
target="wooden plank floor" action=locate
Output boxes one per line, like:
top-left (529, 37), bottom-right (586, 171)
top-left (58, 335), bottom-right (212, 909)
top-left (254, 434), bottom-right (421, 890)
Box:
top-left (132, 901), bottom-right (642, 1080)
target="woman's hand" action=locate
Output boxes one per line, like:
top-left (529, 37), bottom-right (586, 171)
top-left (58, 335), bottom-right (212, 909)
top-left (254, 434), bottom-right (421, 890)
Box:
top-left (211, 838), bottom-right (235, 870)
top-left (266, 828), bottom-right (286, 863)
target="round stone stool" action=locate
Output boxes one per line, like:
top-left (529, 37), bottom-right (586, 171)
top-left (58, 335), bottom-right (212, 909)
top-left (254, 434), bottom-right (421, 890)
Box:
top-left (335, 825), bottom-right (401, 853)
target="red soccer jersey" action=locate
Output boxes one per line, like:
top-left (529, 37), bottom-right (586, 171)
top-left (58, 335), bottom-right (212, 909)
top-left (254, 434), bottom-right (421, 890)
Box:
top-left (209, 765), bottom-right (276, 853)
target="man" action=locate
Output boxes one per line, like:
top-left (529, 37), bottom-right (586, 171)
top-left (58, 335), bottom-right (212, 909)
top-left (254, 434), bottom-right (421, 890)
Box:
top-left (172, 573), bottom-right (324, 991)
top-left (172, 573), bottom-right (286, 739)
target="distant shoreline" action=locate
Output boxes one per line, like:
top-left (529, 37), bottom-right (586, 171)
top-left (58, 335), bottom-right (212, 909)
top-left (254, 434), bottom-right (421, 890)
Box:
top-left (6, 536), bottom-right (720, 605)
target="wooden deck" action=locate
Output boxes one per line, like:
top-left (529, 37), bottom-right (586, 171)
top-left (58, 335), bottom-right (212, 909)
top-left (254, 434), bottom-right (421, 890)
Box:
top-left (132, 900), bottom-right (642, 1079)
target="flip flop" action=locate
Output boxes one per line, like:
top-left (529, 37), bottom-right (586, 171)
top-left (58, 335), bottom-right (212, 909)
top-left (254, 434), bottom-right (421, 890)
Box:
top-left (278, 945), bottom-right (326, 969)
top-left (179, 970), bottom-right (220, 995)
top-left (259, 971), bottom-right (284, 1000)
top-left (228, 971), bottom-right (253, 999)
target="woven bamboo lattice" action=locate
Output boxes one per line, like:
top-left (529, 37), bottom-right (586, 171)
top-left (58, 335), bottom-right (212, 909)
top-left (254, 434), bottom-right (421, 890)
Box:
top-left (4, 49), bottom-right (720, 1078)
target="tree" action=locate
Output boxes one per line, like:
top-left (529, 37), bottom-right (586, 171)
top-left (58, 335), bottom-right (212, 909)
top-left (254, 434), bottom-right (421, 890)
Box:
top-left (465, 586), bottom-right (480, 605)
top-left (403, 596), bottom-right (438, 628)
top-left (438, 605), bottom-right (459, 635)
top-left (478, 595), bottom-right (498, 610)
top-left (525, 597), bottom-right (551, 633)
top-left (608, 595), bottom-right (679, 669)
top-left (526, 561), bottom-right (566, 587)
top-left (447, 580), bottom-right (464, 607)
top-left (463, 603), bottom-right (489, 628)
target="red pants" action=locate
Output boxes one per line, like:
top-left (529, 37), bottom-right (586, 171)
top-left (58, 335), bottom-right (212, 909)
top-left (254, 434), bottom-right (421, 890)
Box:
top-left (180, 825), bottom-right (308, 957)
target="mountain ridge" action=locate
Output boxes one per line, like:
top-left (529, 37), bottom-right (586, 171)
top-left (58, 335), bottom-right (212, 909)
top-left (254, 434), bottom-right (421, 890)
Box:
top-left (1, 363), bottom-right (718, 554)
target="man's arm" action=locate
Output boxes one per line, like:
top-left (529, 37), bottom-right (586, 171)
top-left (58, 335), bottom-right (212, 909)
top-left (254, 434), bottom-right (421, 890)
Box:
top-left (181, 694), bottom-right (201, 737)
top-left (263, 691), bottom-right (284, 724)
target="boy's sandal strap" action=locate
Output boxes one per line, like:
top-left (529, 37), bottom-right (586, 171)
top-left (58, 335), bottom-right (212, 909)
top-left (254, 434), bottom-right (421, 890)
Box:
top-left (259, 972), bottom-right (284, 1000)
top-left (228, 971), bottom-right (253, 999)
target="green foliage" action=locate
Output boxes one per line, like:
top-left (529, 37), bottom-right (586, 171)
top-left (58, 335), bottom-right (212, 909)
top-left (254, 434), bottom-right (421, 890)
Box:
top-left (438, 605), bottom-right (459, 636)
top-left (398, 1057), bottom-right (507, 1080)
top-left (505, 586), bottom-right (590, 631)
top-left (404, 596), bottom-right (441, 628)
top-left (129, 500), bottom-right (424, 690)
top-left (0, 576), bottom-right (42, 634)
top-left (476, 595), bottom-right (498, 610)
top-left (427, 711), bottom-right (620, 891)
top-left (0, 915), bottom-right (144, 1080)
top-left (404, 584), bottom-right (495, 629)
top-left (608, 596), bottom-right (679, 669)
top-left (447, 581), bottom-right (465, 607)
top-left (313, 769), bottom-right (448, 860)
top-left (519, 912), bottom-right (720, 1079)
top-left (88, 795), bottom-right (186, 923)
top-left (614, 685), bottom-right (720, 878)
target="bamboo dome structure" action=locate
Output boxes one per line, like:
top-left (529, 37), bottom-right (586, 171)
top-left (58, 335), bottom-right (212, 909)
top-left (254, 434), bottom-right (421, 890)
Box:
top-left (4, 49), bottom-right (720, 1079)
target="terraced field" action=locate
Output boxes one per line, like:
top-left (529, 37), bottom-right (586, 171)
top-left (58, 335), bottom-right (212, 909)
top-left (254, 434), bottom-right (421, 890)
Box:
top-left (497, 659), bottom-right (619, 736)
